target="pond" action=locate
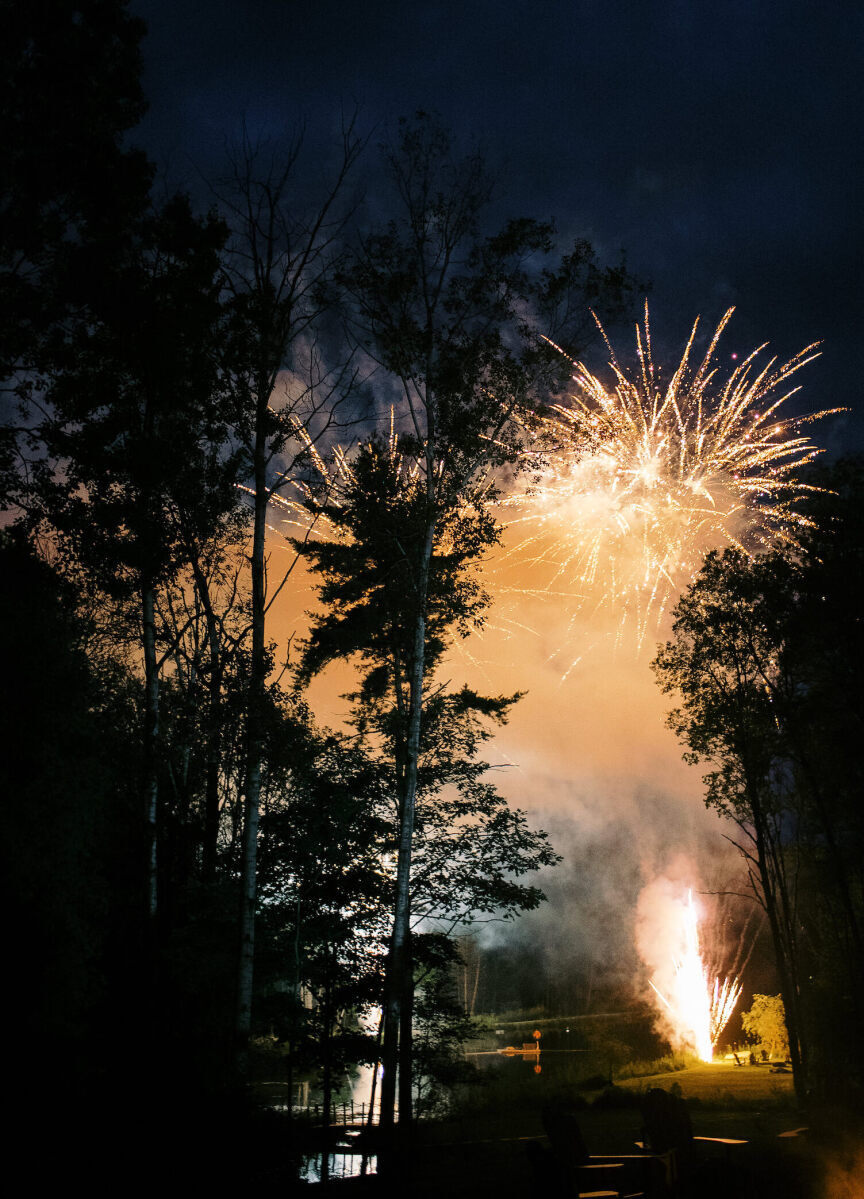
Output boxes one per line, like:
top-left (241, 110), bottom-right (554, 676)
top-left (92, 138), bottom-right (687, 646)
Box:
top-left (299, 1150), bottom-right (377, 1183)
top-left (464, 1013), bottom-right (661, 1089)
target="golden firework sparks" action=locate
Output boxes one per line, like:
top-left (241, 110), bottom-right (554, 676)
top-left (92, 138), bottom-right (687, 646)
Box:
top-left (503, 305), bottom-right (837, 645)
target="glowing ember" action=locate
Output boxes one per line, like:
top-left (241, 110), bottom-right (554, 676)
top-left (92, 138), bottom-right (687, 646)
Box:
top-left (637, 875), bottom-right (742, 1062)
top-left (504, 305), bottom-right (836, 644)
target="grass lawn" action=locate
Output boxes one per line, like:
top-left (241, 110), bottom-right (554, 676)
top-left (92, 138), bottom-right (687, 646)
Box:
top-left (615, 1058), bottom-right (796, 1103)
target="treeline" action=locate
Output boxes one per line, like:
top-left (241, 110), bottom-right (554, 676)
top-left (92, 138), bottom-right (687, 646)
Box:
top-left (1, 1), bottom-right (641, 1137)
top-left (653, 460), bottom-right (864, 1107)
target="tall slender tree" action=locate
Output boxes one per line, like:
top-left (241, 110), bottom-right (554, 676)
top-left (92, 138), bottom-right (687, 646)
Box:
top-left (216, 120), bottom-right (365, 1074)
top-left (324, 112), bottom-right (638, 1131)
top-left (37, 195), bottom-right (233, 921)
top-left (652, 549), bottom-right (810, 1094)
top-left (653, 470), bottom-right (864, 1103)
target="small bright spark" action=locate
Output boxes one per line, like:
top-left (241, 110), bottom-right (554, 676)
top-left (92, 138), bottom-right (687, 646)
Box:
top-left (257, 408), bottom-right (421, 545)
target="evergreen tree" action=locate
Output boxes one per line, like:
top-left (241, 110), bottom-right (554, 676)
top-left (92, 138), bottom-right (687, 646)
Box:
top-left (294, 434), bottom-right (560, 1130)
top-left (315, 111), bottom-right (638, 1132)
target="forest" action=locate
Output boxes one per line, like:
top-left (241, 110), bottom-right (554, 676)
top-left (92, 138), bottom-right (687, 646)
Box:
top-left (3, 3), bottom-right (864, 1192)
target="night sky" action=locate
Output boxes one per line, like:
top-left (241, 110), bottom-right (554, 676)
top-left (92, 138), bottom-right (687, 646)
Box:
top-left (134, 0), bottom-right (863, 449)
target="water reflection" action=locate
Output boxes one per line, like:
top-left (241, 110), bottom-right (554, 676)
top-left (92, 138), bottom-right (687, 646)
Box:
top-left (299, 1152), bottom-right (377, 1183)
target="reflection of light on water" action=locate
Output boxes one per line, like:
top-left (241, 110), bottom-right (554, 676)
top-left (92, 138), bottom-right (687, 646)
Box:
top-left (300, 1153), bottom-right (377, 1183)
top-left (469, 1028), bottom-right (591, 1085)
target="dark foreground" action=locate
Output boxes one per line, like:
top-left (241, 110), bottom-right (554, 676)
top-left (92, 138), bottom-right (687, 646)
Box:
top-left (298, 1104), bottom-right (857, 1199)
top-left (18, 1089), bottom-right (862, 1198)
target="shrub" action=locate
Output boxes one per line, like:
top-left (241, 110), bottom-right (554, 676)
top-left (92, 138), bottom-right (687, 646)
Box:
top-left (592, 1084), bottom-right (642, 1110)
top-left (740, 994), bottom-right (789, 1059)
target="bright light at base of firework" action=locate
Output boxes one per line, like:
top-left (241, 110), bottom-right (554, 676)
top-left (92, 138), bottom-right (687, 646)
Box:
top-left (647, 890), bottom-right (742, 1063)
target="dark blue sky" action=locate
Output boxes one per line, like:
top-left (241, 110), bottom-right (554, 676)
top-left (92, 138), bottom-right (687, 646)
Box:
top-left (133, 0), bottom-right (863, 450)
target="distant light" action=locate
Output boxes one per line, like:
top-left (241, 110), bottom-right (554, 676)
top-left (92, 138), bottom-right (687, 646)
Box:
top-left (731, 352), bottom-right (738, 360)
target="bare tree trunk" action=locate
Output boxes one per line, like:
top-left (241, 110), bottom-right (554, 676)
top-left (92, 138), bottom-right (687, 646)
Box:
top-left (234, 422), bottom-right (267, 1077)
top-left (748, 799), bottom-right (808, 1102)
top-left (199, 581), bottom-right (223, 884)
top-left (321, 966), bottom-right (334, 1185)
top-left (398, 931), bottom-right (414, 1129)
top-left (142, 581), bottom-right (160, 920)
top-left (176, 540), bottom-right (232, 884)
top-left (366, 1010), bottom-right (385, 1129)
top-left (223, 128), bottom-right (361, 1079)
top-left (379, 521), bottom-right (434, 1130)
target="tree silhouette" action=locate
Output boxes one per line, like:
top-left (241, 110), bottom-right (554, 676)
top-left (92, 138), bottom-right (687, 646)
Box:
top-left (326, 111), bottom-right (638, 1132)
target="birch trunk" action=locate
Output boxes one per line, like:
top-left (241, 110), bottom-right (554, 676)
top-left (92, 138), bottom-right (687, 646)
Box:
top-left (398, 932), bottom-right (414, 1128)
top-left (378, 517), bottom-right (435, 1130)
top-left (234, 413), bottom-right (268, 1075)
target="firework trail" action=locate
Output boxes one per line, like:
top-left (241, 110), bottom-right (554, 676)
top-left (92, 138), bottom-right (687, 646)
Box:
top-left (245, 408), bottom-right (423, 549)
top-left (502, 305), bottom-right (835, 648)
top-left (642, 886), bottom-right (743, 1061)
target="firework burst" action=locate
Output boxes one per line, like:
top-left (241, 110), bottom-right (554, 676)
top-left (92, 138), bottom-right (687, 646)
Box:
top-left (503, 305), bottom-right (835, 644)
